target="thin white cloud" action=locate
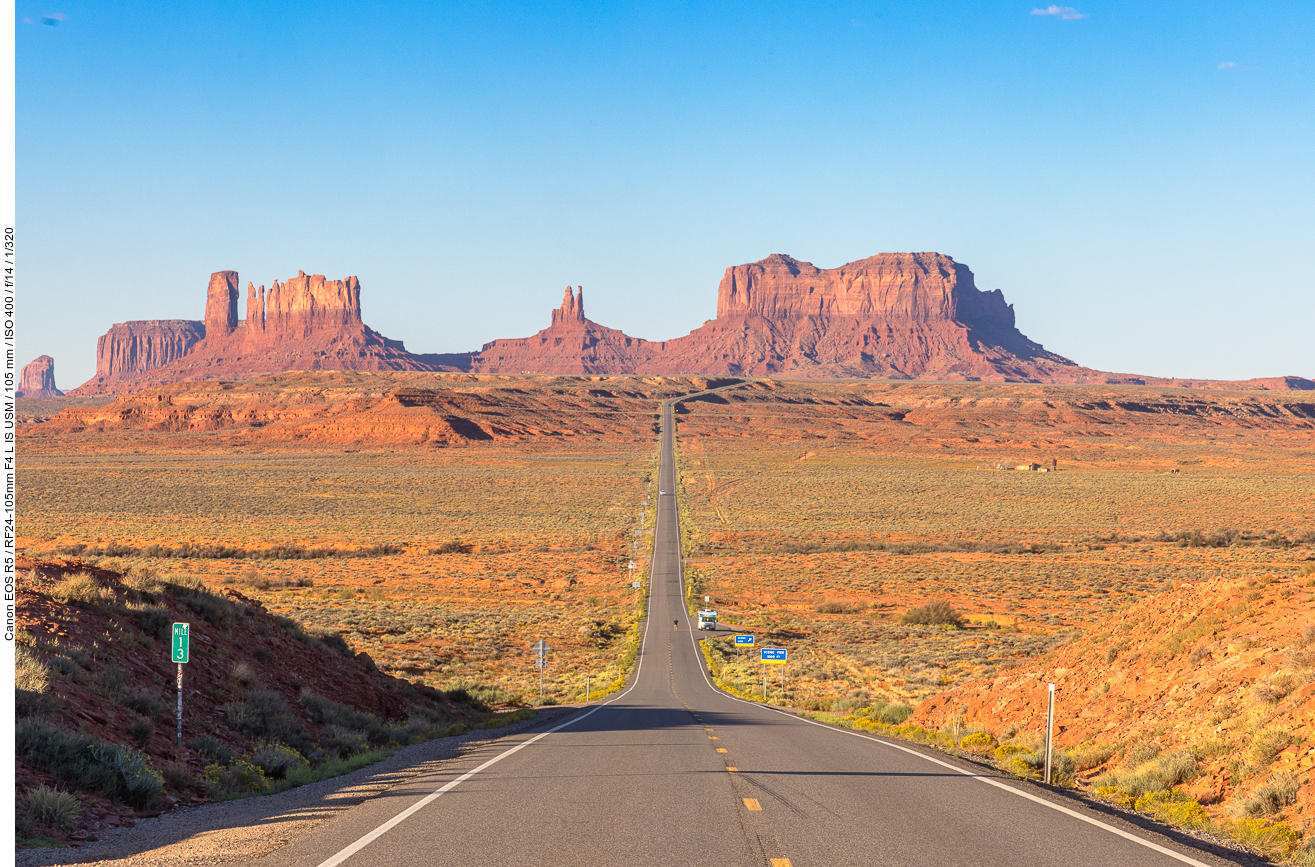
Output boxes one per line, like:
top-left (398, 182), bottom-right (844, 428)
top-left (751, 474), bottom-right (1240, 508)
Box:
top-left (1218, 61), bottom-right (1239, 69)
top-left (1031, 5), bottom-right (1087, 19)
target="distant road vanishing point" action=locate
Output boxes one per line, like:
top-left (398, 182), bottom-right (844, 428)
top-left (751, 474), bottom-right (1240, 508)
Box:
top-left (266, 391), bottom-right (1232, 867)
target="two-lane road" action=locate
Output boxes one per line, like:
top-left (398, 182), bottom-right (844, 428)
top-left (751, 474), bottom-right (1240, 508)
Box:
top-left (268, 397), bottom-right (1230, 867)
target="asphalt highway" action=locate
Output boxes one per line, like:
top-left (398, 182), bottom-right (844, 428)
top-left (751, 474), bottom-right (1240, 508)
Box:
top-left (267, 396), bottom-right (1233, 867)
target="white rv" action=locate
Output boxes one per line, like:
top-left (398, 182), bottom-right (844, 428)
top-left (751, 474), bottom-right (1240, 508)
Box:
top-left (697, 609), bottom-right (718, 630)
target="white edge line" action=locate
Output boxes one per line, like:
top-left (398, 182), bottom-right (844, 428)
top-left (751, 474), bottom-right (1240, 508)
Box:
top-left (683, 622), bottom-right (1214, 867)
top-left (316, 529), bottom-right (658, 867)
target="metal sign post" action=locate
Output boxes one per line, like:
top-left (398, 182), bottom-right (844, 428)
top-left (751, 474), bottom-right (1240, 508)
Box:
top-left (1045, 683), bottom-right (1056, 784)
top-left (761, 648), bottom-right (786, 700)
top-left (171, 623), bottom-right (190, 747)
top-left (586, 675), bottom-right (590, 703)
top-left (533, 639), bottom-right (551, 704)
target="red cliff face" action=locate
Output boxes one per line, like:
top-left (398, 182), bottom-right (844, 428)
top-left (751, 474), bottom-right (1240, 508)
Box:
top-left (73, 271), bottom-right (463, 395)
top-left (17, 355), bottom-right (64, 398)
top-left (85, 320), bottom-right (207, 390)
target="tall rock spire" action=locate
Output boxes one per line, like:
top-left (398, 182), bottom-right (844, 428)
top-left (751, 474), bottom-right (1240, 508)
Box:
top-left (551, 286), bottom-right (585, 325)
top-left (204, 271), bottom-right (240, 336)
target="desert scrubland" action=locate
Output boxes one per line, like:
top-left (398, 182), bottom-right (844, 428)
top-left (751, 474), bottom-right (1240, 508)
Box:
top-left (674, 379), bottom-right (1315, 859)
top-left (17, 372), bottom-right (1315, 858)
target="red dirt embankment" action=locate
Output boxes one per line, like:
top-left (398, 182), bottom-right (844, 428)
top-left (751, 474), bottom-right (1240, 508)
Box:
top-left (14, 557), bottom-right (486, 847)
top-left (912, 572), bottom-right (1315, 831)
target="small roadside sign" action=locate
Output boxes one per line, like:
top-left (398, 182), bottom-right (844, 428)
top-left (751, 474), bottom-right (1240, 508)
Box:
top-left (631, 581), bottom-right (641, 588)
top-left (171, 622), bottom-right (190, 664)
top-left (734, 634), bottom-right (755, 646)
top-left (533, 639), bottom-right (551, 657)
top-left (761, 647), bottom-right (787, 664)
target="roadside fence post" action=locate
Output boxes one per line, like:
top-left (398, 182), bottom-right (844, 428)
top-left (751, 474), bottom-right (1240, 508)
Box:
top-left (1045, 683), bottom-right (1056, 785)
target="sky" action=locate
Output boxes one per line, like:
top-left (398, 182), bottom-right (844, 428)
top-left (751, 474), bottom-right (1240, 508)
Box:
top-left (17, 1), bottom-right (1314, 387)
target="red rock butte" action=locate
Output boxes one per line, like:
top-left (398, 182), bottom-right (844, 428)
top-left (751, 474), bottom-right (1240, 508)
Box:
top-left (73, 271), bottom-right (470, 395)
top-left (17, 355), bottom-right (63, 398)
top-left (72, 254), bottom-right (1313, 394)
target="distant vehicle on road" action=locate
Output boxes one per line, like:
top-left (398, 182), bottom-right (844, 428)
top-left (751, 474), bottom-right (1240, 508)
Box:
top-left (660, 489), bottom-right (667, 495)
top-left (697, 609), bottom-right (717, 630)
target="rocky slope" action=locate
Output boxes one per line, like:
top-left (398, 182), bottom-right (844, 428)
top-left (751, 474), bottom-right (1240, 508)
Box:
top-left (73, 271), bottom-right (467, 395)
top-left (14, 557), bottom-right (495, 848)
top-left (912, 572), bottom-right (1315, 839)
top-left (17, 356), bottom-right (63, 398)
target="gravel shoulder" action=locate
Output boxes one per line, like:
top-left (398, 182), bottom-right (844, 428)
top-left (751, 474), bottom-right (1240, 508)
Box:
top-left (17, 707), bottom-right (578, 867)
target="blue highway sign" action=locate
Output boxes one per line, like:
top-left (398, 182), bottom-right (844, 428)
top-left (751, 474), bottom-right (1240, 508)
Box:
top-left (734, 634), bottom-right (755, 645)
top-left (761, 647), bottom-right (787, 664)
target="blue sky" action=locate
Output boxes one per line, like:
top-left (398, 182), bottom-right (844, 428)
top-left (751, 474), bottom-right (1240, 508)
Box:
top-left (18, 1), bottom-right (1314, 386)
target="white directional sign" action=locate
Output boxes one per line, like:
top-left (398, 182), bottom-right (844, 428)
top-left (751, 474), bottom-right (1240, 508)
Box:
top-left (533, 639), bottom-right (551, 657)
top-left (631, 581), bottom-right (641, 588)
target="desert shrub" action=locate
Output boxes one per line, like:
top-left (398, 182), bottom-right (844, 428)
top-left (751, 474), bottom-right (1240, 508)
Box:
top-left (430, 540), bottom-right (471, 554)
top-left (16, 720), bottom-right (163, 807)
top-left (319, 724), bottom-right (369, 759)
top-left (20, 786), bottom-right (82, 832)
top-left (123, 687), bottom-right (170, 724)
top-left (900, 599), bottom-right (963, 628)
top-left (815, 601), bottom-right (864, 614)
top-left (224, 689), bottom-right (307, 748)
top-left (995, 744), bottom-right (1029, 761)
top-left (960, 732), bottom-right (995, 752)
top-left (188, 736), bottom-right (235, 765)
top-left (1133, 790), bottom-right (1213, 830)
top-left (871, 701), bottom-right (912, 725)
top-left (1070, 745), bottom-right (1115, 771)
top-left (97, 663), bottom-right (126, 698)
top-left (1252, 673), bottom-right (1296, 704)
top-left (1251, 730), bottom-right (1297, 768)
top-left (253, 645), bottom-right (273, 663)
top-left (158, 760), bottom-right (195, 790)
top-left (16, 688), bottom-right (57, 719)
top-left (127, 717), bottom-right (153, 750)
top-left (1094, 750), bottom-right (1198, 798)
top-left (1229, 817), bottom-right (1300, 859)
top-left (16, 644), bottom-right (50, 693)
top-left (447, 680), bottom-right (517, 708)
top-left (229, 661), bottom-right (261, 689)
top-left (1235, 772), bottom-right (1299, 818)
top-left (123, 567), bottom-right (163, 596)
top-left (249, 743), bottom-right (309, 779)
top-left (300, 691), bottom-right (378, 730)
top-left (131, 604), bottom-right (175, 642)
top-left (203, 760), bottom-right (269, 798)
top-left (51, 572), bottom-right (115, 608)
top-left (313, 629), bottom-right (354, 658)
top-left (165, 578), bottom-right (233, 624)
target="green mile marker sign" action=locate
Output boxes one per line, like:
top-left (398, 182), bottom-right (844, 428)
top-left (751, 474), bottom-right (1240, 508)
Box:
top-left (172, 622), bottom-right (190, 664)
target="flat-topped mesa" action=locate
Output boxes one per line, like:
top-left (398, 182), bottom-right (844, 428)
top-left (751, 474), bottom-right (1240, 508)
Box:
top-left (715, 252), bottom-right (1015, 330)
top-left (92, 320), bottom-right (207, 383)
top-left (16, 355), bottom-right (63, 398)
top-left (550, 286), bottom-right (586, 326)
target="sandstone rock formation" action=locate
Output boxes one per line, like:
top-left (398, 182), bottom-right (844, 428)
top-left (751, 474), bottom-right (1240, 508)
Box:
top-left (472, 253), bottom-right (1313, 386)
top-left (16, 355), bottom-right (63, 398)
top-left (474, 253), bottom-right (1084, 380)
top-left (74, 271), bottom-right (470, 395)
top-left (474, 286), bottom-right (662, 375)
top-left (87, 320), bottom-right (207, 389)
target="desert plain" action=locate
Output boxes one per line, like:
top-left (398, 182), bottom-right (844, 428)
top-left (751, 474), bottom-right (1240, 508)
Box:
top-left (16, 371), bottom-right (1315, 858)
